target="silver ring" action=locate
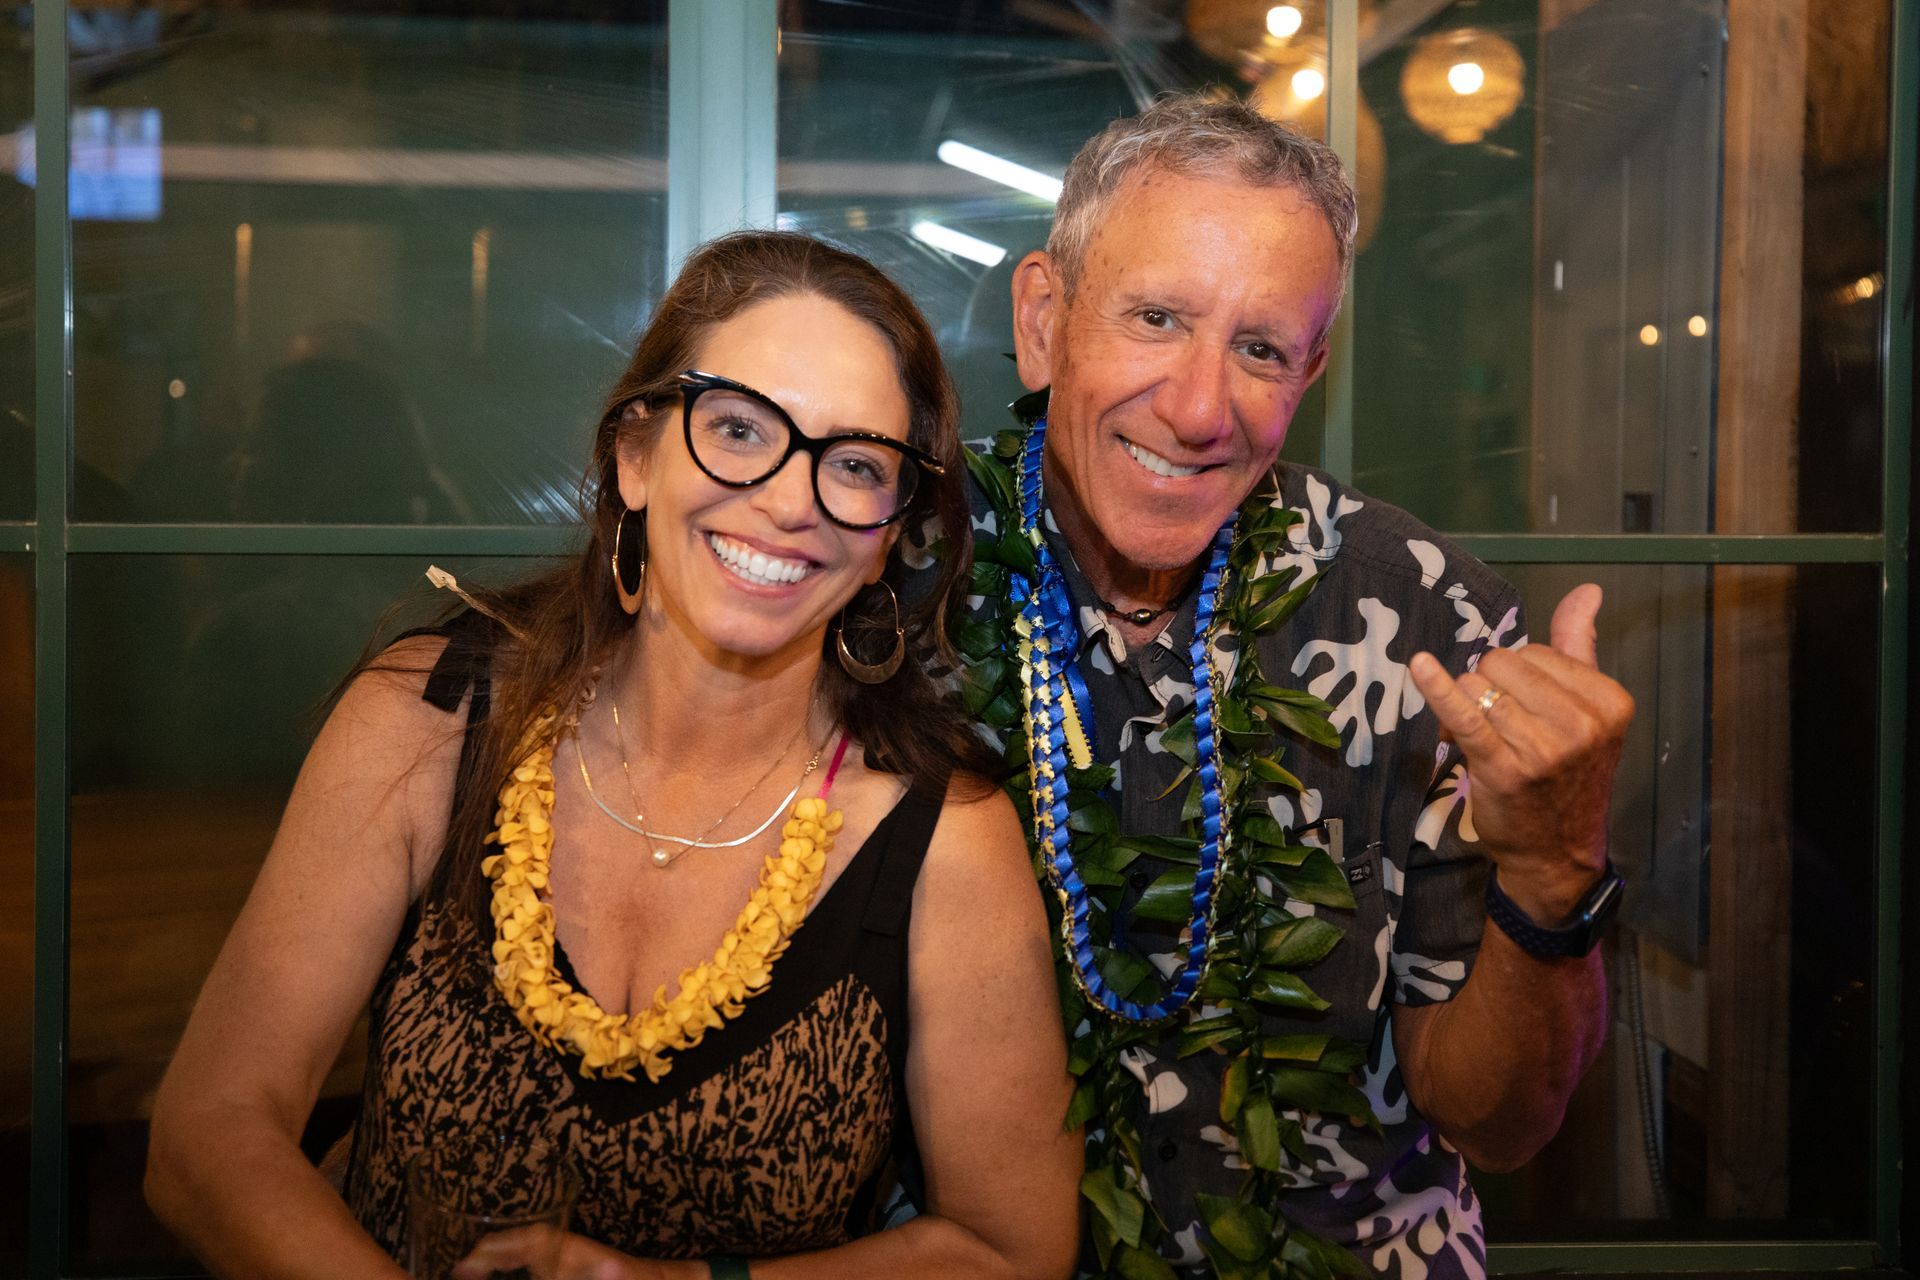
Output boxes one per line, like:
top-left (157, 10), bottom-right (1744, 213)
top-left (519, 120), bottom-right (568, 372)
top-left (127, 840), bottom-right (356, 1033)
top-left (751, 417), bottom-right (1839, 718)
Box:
top-left (1475, 686), bottom-right (1506, 714)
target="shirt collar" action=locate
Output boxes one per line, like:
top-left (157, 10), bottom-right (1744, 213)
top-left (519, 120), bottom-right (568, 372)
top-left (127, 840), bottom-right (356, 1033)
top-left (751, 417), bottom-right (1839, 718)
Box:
top-left (1040, 506), bottom-right (1199, 669)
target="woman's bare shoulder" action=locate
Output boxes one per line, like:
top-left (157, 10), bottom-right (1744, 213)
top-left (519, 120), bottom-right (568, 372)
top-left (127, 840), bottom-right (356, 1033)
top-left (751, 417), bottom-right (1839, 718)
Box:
top-left (303, 632), bottom-right (472, 888)
top-left (323, 631), bottom-right (474, 750)
top-left (922, 772), bottom-right (1028, 882)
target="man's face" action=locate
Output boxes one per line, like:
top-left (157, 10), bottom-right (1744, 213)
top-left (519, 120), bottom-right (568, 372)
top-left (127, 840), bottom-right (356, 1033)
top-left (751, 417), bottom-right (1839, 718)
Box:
top-left (1014, 167), bottom-right (1343, 573)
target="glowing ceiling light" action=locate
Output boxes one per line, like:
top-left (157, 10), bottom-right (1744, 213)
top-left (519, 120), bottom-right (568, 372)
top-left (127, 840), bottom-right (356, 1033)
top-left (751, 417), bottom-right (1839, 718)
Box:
top-left (1291, 67), bottom-right (1326, 101)
top-left (1447, 61), bottom-right (1485, 94)
top-left (911, 220), bottom-right (1007, 268)
top-left (1639, 324), bottom-right (1661, 346)
top-left (1266, 5), bottom-right (1303, 38)
top-left (1402, 28), bottom-right (1525, 144)
top-left (935, 140), bottom-right (1063, 203)
top-left (1688, 314), bottom-right (1709, 337)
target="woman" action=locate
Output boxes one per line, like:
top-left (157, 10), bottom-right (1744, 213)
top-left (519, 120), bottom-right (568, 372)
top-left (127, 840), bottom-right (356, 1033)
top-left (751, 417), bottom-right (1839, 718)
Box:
top-left (145, 232), bottom-right (1081, 1279)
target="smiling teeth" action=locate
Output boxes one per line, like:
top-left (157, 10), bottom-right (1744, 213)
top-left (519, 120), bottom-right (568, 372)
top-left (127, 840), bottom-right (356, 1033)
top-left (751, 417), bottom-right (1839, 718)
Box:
top-left (708, 534), bottom-right (814, 586)
top-left (1125, 441), bottom-right (1205, 479)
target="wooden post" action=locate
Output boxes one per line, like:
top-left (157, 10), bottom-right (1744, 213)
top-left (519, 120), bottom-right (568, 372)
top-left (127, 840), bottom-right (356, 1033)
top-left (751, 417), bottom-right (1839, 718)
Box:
top-left (1707, 0), bottom-right (1805, 1221)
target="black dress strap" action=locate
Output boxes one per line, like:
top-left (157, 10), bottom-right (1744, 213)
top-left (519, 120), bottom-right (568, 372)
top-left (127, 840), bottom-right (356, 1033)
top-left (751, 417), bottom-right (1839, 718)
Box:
top-left (397, 610), bottom-right (499, 713)
top-left (405, 612), bottom-right (501, 864)
top-left (844, 773), bottom-right (948, 1229)
top-left (858, 775), bottom-right (948, 937)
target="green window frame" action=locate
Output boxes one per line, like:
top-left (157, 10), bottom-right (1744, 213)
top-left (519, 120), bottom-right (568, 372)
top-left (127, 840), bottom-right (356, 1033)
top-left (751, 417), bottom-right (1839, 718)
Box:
top-left (17, 0), bottom-right (1914, 1273)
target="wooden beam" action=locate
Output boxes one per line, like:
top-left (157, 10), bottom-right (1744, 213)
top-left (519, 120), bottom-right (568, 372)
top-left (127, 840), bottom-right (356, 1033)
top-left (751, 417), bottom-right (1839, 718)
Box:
top-left (1707, 564), bottom-right (1795, 1217)
top-left (1707, 0), bottom-right (1805, 1221)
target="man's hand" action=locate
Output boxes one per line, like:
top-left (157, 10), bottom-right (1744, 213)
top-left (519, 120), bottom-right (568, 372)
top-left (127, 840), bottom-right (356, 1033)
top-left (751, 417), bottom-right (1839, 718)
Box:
top-left (1393, 584), bottom-right (1627, 1170)
top-left (1407, 583), bottom-right (1634, 925)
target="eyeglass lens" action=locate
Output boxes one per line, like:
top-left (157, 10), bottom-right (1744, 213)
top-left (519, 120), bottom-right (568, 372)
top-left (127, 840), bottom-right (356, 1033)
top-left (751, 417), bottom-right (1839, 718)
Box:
top-left (686, 387), bottom-right (917, 526)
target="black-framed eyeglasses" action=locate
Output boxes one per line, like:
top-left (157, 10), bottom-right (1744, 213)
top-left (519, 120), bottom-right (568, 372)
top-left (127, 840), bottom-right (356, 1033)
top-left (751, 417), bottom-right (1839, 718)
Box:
top-left (676, 369), bottom-right (945, 530)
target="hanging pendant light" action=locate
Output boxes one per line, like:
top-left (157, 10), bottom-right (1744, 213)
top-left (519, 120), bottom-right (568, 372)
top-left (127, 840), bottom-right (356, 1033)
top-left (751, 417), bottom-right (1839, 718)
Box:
top-left (1186, 0), bottom-right (1323, 67)
top-left (1400, 27), bottom-right (1525, 145)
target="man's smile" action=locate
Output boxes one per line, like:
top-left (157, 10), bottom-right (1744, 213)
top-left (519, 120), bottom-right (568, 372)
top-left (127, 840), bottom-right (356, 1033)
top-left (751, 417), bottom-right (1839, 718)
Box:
top-left (1119, 435), bottom-right (1214, 480)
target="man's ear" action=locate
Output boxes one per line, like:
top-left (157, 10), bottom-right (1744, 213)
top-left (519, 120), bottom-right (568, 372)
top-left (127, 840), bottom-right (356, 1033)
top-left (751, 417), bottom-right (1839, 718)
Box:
top-left (1011, 250), bottom-right (1063, 392)
top-left (612, 404), bottom-right (653, 512)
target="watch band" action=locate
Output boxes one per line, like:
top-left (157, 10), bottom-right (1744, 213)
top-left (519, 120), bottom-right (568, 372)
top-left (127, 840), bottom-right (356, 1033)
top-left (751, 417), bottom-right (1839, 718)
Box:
top-left (1485, 860), bottom-right (1623, 959)
top-left (708, 1258), bottom-right (752, 1280)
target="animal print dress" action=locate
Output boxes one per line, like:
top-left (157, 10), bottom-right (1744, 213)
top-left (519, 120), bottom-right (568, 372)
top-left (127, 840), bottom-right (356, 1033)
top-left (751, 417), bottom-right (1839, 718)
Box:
top-left (342, 618), bottom-right (937, 1261)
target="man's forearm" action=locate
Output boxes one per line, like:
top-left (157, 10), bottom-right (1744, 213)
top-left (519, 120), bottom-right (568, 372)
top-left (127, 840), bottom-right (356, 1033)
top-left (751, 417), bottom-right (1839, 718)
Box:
top-left (1396, 923), bottom-right (1608, 1173)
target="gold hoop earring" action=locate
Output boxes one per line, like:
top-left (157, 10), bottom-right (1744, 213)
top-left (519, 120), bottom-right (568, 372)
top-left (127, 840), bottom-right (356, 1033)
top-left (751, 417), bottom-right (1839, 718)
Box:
top-left (835, 581), bottom-right (905, 684)
top-left (611, 506), bottom-right (646, 615)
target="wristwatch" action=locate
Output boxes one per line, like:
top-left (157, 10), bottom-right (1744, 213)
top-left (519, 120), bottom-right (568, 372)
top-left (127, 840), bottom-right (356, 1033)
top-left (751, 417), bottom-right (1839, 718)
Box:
top-left (1485, 860), bottom-right (1623, 958)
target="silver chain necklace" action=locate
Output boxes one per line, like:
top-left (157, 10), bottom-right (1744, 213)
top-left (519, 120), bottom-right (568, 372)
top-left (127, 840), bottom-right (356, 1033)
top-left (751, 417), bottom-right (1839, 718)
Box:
top-left (571, 675), bottom-right (821, 868)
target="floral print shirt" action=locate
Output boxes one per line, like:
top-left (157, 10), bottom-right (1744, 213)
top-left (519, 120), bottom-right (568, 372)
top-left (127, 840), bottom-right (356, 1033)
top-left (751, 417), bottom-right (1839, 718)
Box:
top-left (970, 461), bottom-right (1525, 1279)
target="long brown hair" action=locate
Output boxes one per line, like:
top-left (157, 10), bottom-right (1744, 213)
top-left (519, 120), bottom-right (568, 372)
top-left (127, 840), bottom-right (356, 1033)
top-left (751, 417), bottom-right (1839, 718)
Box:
top-left (391, 231), bottom-right (996, 927)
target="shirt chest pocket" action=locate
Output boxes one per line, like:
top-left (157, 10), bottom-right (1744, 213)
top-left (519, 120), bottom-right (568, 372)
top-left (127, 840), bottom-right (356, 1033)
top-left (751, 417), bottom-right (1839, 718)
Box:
top-left (1264, 820), bottom-right (1389, 1052)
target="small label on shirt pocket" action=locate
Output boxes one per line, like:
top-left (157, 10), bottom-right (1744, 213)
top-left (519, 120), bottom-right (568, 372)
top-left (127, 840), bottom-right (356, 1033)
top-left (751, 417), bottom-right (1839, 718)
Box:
top-left (1285, 820), bottom-right (1390, 1034)
top-left (1293, 819), bottom-right (1383, 903)
top-left (1342, 842), bottom-right (1383, 900)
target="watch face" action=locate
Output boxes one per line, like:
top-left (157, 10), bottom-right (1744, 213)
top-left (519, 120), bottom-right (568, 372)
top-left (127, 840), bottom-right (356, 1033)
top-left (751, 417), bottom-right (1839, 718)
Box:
top-left (1589, 871), bottom-right (1625, 920)
top-left (1576, 870), bottom-right (1625, 953)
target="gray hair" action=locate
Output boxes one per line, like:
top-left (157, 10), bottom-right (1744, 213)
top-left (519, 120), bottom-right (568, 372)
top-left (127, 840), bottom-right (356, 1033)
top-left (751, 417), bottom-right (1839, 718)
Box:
top-left (1047, 93), bottom-right (1358, 315)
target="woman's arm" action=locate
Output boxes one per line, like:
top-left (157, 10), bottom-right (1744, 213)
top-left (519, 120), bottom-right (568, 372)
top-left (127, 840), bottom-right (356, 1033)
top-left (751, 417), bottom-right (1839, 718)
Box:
top-left (145, 638), bottom-right (464, 1279)
top-left (459, 779), bottom-right (1084, 1280)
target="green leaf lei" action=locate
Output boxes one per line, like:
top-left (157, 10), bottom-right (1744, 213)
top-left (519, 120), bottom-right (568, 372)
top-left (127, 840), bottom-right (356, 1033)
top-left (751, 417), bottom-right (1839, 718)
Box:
top-left (954, 408), bottom-right (1380, 1280)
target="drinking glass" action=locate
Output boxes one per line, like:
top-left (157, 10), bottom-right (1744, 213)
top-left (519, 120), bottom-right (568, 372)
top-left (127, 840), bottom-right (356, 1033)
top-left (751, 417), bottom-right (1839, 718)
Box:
top-left (407, 1133), bottom-right (581, 1280)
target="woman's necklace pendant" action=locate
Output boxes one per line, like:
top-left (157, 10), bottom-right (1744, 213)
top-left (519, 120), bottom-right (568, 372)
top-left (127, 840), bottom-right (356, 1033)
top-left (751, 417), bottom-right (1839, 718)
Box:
top-left (650, 846), bottom-right (673, 868)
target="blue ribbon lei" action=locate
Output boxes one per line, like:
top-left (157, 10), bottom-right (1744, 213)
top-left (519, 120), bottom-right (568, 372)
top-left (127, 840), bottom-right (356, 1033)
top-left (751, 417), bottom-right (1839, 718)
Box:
top-left (1014, 416), bottom-right (1235, 1023)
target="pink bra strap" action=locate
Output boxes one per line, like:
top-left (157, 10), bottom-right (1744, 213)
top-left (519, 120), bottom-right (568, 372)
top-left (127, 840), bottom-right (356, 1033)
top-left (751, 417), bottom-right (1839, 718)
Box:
top-left (819, 733), bottom-right (851, 798)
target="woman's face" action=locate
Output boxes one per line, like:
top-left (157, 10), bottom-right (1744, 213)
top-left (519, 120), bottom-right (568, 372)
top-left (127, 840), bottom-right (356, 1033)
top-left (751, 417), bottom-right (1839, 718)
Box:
top-left (615, 293), bottom-right (912, 669)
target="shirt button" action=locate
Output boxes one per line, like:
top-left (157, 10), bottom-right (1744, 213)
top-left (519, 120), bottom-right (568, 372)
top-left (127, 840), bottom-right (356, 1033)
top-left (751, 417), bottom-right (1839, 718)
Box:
top-left (1129, 870), bottom-right (1151, 891)
top-left (1158, 1140), bottom-right (1179, 1162)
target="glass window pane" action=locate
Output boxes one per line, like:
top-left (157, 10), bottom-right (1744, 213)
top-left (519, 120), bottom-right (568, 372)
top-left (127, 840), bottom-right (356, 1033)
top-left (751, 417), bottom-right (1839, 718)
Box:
top-left (1, 552), bottom-right (31, 1276)
top-left (1351, 4), bottom-right (1542, 531)
top-left (3, 7), bottom-right (32, 521)
top-left (67, 553), bottom-right (538, 1271)
top-left (69, 6), bottom-right (667, 525)
top-left (1472, 561), bottom-right (1877, 1239)
top-left (1352, 0), bottom-right (1889, 535)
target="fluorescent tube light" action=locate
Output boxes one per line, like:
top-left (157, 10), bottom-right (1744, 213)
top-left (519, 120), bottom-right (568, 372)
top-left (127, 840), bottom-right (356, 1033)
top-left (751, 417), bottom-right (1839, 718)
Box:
top-left (910, 219), bottom-right (1008, 267)
top-left (935, 139), bottom-right (1063, 203)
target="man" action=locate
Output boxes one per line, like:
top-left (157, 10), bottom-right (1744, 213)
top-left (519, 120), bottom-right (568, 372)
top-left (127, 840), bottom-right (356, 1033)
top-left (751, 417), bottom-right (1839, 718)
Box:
top-left (964, 94), bottom-right (1631, 1278)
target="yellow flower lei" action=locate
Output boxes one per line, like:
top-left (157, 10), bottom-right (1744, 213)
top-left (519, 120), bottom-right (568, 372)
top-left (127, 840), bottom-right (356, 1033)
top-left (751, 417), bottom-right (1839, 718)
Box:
top-left (482, 706), bottom-right (841, 1082)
